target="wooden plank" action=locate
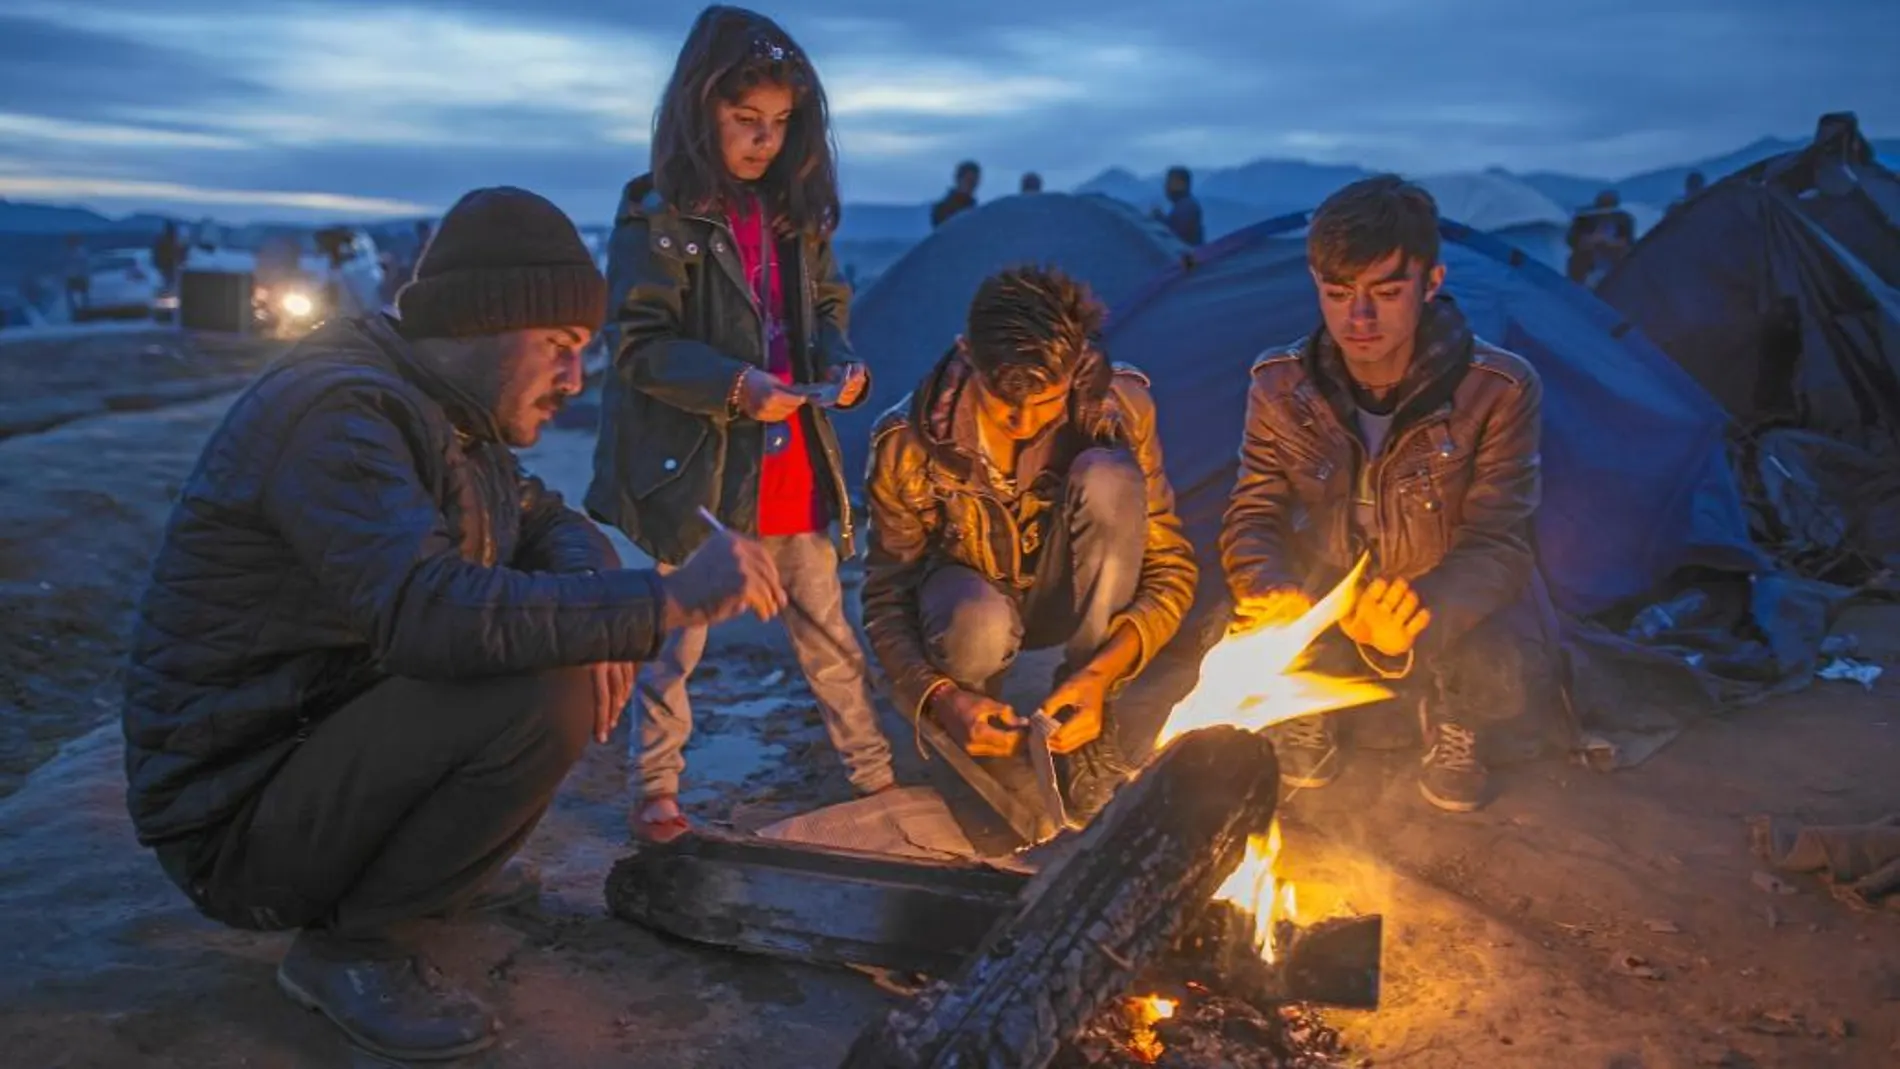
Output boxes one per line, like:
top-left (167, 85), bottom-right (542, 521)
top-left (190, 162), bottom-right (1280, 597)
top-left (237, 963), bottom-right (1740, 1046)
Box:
top-left (605, 827), bottom-right (1031, 975)
top-left (914, 712), bottom-right (1057, 846)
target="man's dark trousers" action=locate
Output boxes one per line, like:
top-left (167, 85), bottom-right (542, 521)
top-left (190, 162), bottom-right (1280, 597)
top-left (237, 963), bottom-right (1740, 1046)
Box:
top-left (157, 667), bottom-right (593, 944)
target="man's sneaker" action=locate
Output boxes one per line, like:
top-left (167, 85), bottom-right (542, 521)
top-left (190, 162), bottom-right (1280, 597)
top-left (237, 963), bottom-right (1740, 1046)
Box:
top-left (1062, 717), bottom-right (1135, 822)
top-left (1419, 720), bottom-right (1490, 812)
top-left (276, 931), bottom-right (500, 1062)
top-left (1269, 716), bottom-right (1341, 789)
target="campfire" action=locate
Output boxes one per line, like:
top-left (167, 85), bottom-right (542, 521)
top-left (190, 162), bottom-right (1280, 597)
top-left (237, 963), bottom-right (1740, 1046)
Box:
top-left (1058, 561), bottom-right (1393, 1068)
top-left (617, 561), bottom-right (1391, 1069)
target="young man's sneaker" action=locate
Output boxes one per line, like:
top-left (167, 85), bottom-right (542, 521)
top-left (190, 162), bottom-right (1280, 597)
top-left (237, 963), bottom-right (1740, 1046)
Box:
top-left (1268, 716), bottom-right (1340, 789)
top-left (1419, 720), bottom-right (1490, 812)
top-left (276, 931), bottom-right (500, 1062)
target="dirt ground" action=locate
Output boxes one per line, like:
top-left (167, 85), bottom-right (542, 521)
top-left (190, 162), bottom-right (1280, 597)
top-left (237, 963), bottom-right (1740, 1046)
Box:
top-left (0, 331), bottom-right (1895, 1067)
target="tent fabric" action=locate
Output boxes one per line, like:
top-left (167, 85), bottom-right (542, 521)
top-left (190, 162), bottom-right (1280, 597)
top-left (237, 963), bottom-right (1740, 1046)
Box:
top-left (1597, 182), bottom-right (1900, 446)
top-left (1100, 214), bottom-right (1761, 619)
top-left (1415, 171), bottom-right (1570, 232)
top-left (1414, 172), bottom-right (1573, 273)
top-left (839, 192), bottom-right (1187, 480)
top-left (1734, 112), bottom-right (1900, 288)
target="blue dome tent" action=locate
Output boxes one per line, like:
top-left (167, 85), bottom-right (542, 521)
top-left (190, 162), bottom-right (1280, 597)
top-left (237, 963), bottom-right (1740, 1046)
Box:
top-left (840, 192), bottom-right (1187, 482)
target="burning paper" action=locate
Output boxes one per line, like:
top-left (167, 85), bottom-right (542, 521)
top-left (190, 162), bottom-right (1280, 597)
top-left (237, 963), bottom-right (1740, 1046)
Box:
top-left (1155, 555), bottom-right (1391, 748)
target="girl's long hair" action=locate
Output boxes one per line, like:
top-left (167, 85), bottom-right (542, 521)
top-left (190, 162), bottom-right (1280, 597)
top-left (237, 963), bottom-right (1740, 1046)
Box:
top-left (650, 6), bottom-right (841, 236)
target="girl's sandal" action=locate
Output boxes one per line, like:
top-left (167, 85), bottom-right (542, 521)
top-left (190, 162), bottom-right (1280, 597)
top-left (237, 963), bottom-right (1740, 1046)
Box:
top-left (632, 796), bottom-right (692, 844)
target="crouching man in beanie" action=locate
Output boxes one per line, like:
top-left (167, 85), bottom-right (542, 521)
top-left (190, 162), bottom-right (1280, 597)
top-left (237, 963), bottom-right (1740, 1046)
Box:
top-left (861, 266), bottom-right (1197, 822)
top-left (121, 187), bottom-right (785, 1061)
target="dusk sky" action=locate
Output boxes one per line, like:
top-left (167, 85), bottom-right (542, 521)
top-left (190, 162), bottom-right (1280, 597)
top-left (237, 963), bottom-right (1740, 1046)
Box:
top-left (1, 0), bottom-right (1895, 223)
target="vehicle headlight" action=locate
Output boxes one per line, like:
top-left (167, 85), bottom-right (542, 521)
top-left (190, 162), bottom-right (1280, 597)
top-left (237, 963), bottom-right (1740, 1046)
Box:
top-left (281, 290), bottom-right (315, 318)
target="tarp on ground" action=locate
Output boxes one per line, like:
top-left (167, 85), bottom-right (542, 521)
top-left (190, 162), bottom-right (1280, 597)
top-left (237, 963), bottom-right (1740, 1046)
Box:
top-left (839, 192), bottom-right (1188, 480)
top-left (1101, 213), bottom-right (1762, 620)
top-left (1598, 181), bottom-right (1900, 447)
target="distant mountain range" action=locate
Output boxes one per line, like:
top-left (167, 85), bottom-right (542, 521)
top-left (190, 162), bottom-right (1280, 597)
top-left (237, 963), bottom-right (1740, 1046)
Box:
top-left (5, 129), bottom-right (1895, 257)
top-left (831, 131), bottom-right (1900, 244)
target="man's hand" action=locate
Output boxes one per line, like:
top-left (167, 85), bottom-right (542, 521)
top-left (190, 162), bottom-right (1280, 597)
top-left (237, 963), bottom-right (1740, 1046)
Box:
top-left (1339, 576), bottom-right (1432, 657)
top-left (659, 529), bottom-right (787, 630)
top-left (1231, 587), bottom-right (1316, 635)
top-left (589, 661), bottom-right (636, 744)
top-left (827, 362), bottom-right (869, 408)
top-left (1038, 670), bottom-right (1111, 754)
top-left (932, 685), bottom-right (1025, 758)
top-left (738, 368), bottom-right (807, 422)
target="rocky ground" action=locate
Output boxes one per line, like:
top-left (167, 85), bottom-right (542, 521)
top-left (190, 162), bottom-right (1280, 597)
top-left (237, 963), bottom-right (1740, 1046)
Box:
top-left (0, 327), bottom-right (1895, 1067)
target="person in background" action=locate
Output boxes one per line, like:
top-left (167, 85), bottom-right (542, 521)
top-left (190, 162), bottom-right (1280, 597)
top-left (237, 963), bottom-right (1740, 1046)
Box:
top-left (122, 185), bottom-right (784, 1060)
top-left (587, 4), bottom-right (895, 843)
top-left (1020, 172), bottom-right (1044, 194)
top-left (1153, 165), bottom-right (1205, 246)
top-left (152, 221), bottom-right (183, 293)
top-left (932, 160), bottom-right (982, 227)
top-left (63, 235), bottom-right (89, 319)
top-left (1221, 175), bottom-right (1556, 813)
top-left (861, 266), bottom-right (1197, 821)
top-left (1564, 190), bottom-right (1635, 286)
top-left (1667, 170), bottom-right (1706, 216)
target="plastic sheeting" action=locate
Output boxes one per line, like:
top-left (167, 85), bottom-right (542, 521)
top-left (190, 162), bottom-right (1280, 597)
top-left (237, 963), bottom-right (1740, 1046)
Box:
top-left (1101, 214), bottom-right (1763, 620)
top-left (838, 192), bottom-right (1187, 481)
top-left (1599, 182), bottom-right (1900, 446)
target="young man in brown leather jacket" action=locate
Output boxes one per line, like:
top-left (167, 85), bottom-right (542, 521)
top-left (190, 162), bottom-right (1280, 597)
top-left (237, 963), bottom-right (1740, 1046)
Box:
top-left (1221, 175), bottom-right (1548, 812)
top-left (862, 266), bottom-right (1197, 820)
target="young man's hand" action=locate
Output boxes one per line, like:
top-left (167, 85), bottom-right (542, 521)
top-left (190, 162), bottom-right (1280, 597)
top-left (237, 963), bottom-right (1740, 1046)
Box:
top-left (589, 661), bottom-right (636, 744)
top-left (1038, 670), bottom-right (1110, 754)
top-left (1231, 587), bottom-right (1316, 634)
top-left (1340, 576), bottom-right (1432, 657)
top-left (932, 686), bottom-right (1025, 758)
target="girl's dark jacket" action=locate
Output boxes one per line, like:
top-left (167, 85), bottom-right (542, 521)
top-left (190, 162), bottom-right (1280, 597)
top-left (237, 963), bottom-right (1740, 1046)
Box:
top-left (585, 175), bottom-right (868, 565)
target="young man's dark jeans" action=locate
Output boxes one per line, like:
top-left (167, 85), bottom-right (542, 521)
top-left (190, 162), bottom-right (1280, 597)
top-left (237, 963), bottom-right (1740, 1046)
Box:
top-left (156, 667), bottom-right (594, 946)
top-left (917, 448), bottom-right (1147, 805)
top-left (1308, 597), bottom-right (1561, 762)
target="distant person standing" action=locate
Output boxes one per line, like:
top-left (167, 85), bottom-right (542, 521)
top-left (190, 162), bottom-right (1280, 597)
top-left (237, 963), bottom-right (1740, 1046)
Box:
top-left (1020, 172), bottom-right (1044, 194)
top-left (152, 221), bottom-right (183, 292)
top-left (931, 160), bottom-right (981, 227)
top-left (1564, 190), bottom-right (1635, 287)
top-left (1152, 166), bottom-right (1204, 246)
top-left (63, 235), bottom-right (89, 319)
top-left (1667, 171), bottom-right (1706, 216)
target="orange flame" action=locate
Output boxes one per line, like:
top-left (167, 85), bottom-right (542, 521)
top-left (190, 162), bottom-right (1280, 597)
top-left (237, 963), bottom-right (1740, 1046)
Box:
top-left (1155, 555), bottom-right (1391, 748)
top-left (1125, 994), bottom-right (1178, 1063)
top-left (1213, 818), bottom-right (1302, 963)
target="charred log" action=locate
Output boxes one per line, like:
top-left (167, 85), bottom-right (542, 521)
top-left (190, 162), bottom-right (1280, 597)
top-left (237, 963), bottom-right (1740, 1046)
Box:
top-left (838, 726), bottom-right (1280, 1069)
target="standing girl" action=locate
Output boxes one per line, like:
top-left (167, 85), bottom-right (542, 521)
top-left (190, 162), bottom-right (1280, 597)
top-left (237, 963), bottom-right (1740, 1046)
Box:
top-left (586, 5), bottom-right (894, 841)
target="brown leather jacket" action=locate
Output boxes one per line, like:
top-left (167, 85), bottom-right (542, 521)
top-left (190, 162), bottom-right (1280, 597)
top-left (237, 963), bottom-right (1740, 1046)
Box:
top-left (1220, 299), bottom-right (1543, 657)
top-left (863, 349), bottom-right (1198, 716)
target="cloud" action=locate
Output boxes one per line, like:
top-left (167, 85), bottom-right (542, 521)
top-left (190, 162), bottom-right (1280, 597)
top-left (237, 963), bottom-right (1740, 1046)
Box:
top-left (0, 113), bottom-right (245, 151)
top-left (0, 175), bottom-right (430, 216)
top-left (0, 0), bottom-right (1893, 218)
